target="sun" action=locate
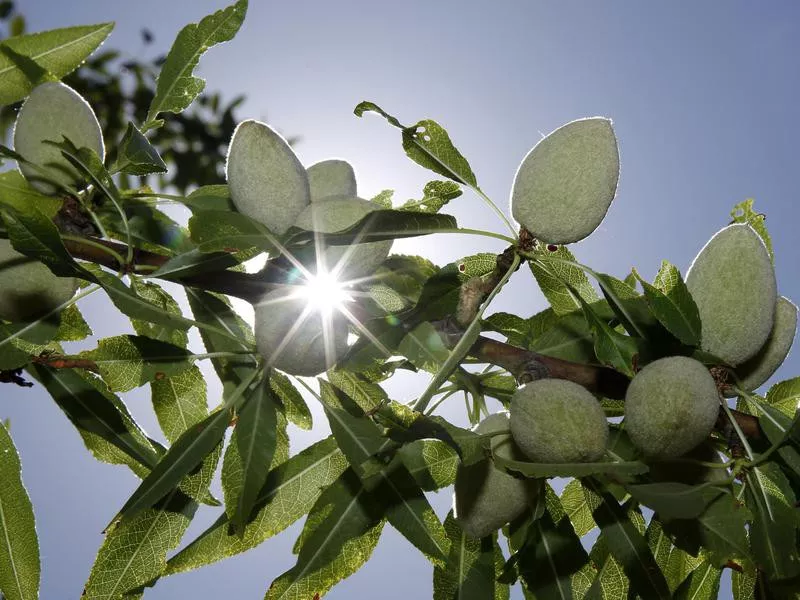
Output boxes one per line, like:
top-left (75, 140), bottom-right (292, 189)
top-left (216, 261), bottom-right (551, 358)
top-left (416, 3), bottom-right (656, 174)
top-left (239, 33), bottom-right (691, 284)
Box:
top-left (296, 268), bottom-right (352, 315)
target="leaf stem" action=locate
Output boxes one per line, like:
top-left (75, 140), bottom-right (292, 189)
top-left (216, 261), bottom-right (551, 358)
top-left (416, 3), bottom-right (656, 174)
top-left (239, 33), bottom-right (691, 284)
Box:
top-left (720, 399), bottom-right (756, 461)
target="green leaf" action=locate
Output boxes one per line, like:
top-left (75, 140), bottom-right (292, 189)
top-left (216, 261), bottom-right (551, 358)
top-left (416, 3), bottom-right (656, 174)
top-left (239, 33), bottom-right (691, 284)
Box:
top-left (92, 270), bottom-right (198, 334)
top-left (625, 482), bottom-right (722, 521)
top-left (83, 443), bottom-right (221, 596)
top-left (182, 185), bottom-right (235, 213)
top-left (1, 206), bottom-right (86, 278)
top-left (690, 490), bottom-right (751, 566)
top-left (112, 372), bottom-right (257, 526)
top-left (730, 199), bottom-right (773, 263)
top-left (585, 533), bottom-right (628, 600)
top-left (328, 369), bottom-right (388, 413)
top-left (0, 422), bottom-right (39, 600)
top-left (398, 440), bottom-right (459, 491)
top-left (529, 246), bottom-right (599, 316)
top-left (129, 281), bottom-right (188, 348)
top-left (672, 559), bottom-right (721, 600)
top-left (83, 490), bottom-right (197, 599)
top-left (53, 303), bottom-right (91, 342)
top-left (320, 393), bottom-right (389, 480)
top-left (151, 366), bottom-right (208, 444)
top-left (399, 321), bottom-right (452, 373)
top-left (284, 209), bottom-right (459, 248)
top-left (144, 0), bottom-right (248, 127)
top-left (80, 335), bottom-right (192, 393)
top-left (645, 517), bottom-right (702, 593)
top-left (0, 23), bottom-right (113, 105)
top-left (186, 288), bottom-right (257, 394)
top-left (634, 263), bottom-right (701, 346)
top-left (147, 248), bottom-right (241, 281)
top-left (529, 310), bottom-right (597, 363)
top-left (515, 494), bottom-right (591, 600)
top-left (112, 122), bottom-right (167, 175)
top-left (591, 271), bottom-right (661, 340)
top-left (400, 180), bottom-right (463, 213)
top-left (765, 376), bottom-right (800, 418)
top-left (433, 511), bottom-right (505, 600)
top-left (354, 102), bottom-right (477, 187)
top-left (494, 454), bottom-right (648, 480)
top-left (269, 370), bottom-right (312, 430)
top-left (265, 469), bottom-right (385, 600)
top-left (25, 365), bottom-right (160, 473)
top-left (225, 380), bottom-right (279, 536)
top-left (575, 290), bottom-right (639, 378)
top-left (0, 171), bottom-right (61, 217)
top-left (744, 462), bottom-right (800, 580)
top-left (560, 480), bottom-right (596, 537)
top-left (165, 437), bottom-right (347, 576)
top-left (583, 480), bottom-right (670, 599)
top-left (188, 209), bottom-right (279, 254)
top-left (373, 457), bottom-right (450, 566)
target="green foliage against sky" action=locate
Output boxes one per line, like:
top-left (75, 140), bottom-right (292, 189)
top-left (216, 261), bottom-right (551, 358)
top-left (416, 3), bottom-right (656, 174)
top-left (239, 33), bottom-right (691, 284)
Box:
top-left (1, 1), bottom-right (799, 599)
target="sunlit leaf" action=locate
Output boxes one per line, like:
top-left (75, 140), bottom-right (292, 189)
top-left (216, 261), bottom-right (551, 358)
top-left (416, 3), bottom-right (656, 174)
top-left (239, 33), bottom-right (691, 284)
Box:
top-left (144, 0), bottom-right (248, 127)
top-left (730, 198), bottom-right (773, 263)
top-left (265, 469), bottom-right (385, 600)
top-left (165, 437), bottom-right (347, 575)
top-left (269, 370), bottom-right (312, 430)
top-left (80, 335), bottom-right (192, 392)
top-left (0, 422), bottom-right (40, 600)
top-left (151, 366), bottom-right (208, 444)
top-left (0, 23), bottom-right (113, 105)
top-left (0, 171), bottom-right (61, 217)
top-left (529, 246), bottom-right (598, 316)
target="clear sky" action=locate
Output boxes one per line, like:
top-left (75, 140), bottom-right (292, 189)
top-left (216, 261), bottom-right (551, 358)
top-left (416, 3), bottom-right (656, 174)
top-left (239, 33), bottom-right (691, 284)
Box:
top-left (7, 1), bottom-right (800, 598)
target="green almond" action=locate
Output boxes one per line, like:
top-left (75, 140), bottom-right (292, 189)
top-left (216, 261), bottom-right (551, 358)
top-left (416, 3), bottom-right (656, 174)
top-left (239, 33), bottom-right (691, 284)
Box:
top-left (454, 412), bottom-right (536, 539)
top-left (686, 223), bottom-right (777, 366)
top-left (307, 159), bottom-right (357, 203)
top-left (226, 119), bottom-right (310, 235)
top-left (511, 117), bottom-right (619, 244)
top-left (13, 81), bottom-right (104, 195)
top-left (731, 296), bottom-right (797, 394)
top-left (625, 356), bottom-right (719, 459)
top-left (510, 378), bottom-right (609, 463)
top-left (253, 287), bottom-right (348, 377)
top-left (294, 195), bottom-right (392, 279)
top-left (0, 238), bottom-right (78, 322)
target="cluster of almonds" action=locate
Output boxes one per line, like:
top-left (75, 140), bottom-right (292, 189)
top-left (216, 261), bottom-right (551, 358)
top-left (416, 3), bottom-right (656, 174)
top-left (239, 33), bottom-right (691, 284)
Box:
top-left (454, 119), bottom-right (797, 539)
top-left (0, 82), bottom-right (101, 323)
top-left (2, 83), bottom-right (393, 380)
top-left (225, 120), bottom-right (393, 376)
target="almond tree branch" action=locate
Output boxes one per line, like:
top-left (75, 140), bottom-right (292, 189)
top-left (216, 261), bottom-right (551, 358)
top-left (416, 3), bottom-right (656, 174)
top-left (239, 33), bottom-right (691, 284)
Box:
top-left (58, 234), bottom-right (762, 440)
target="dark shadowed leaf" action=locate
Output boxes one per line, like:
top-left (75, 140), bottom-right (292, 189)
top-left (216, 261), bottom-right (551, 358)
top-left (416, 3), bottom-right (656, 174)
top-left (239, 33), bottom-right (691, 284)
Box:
top-left (433, 511), bottom-right (507, 600)
top-left (26, 365), bottom-right (160, 473)
top-left (495, 454), bottom-right (648, 480)
top-left (634, 263), bottom-right (701, 346)
top-left (744, 462), bottom-right (800, 580)
top-left (225, 380), bottom-right (279, 536)
top-left (112, 122), bottom-right (167, 175)
top-left (625, 482), bottom-right (722, 521)
top-left (583, 480), bottom-right (670, 599)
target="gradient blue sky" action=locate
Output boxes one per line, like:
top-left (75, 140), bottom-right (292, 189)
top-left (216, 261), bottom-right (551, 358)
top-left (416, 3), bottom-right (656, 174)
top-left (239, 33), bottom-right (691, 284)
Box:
top-left (6, 1), bottom-right (800, 598)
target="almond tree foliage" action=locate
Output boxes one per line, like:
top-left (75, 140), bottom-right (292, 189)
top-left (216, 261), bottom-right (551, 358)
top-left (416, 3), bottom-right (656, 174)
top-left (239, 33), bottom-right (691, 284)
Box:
top-left (0, 0), bottom-right (255, 194)
top-left (1, 2), bottom-right (799, 600)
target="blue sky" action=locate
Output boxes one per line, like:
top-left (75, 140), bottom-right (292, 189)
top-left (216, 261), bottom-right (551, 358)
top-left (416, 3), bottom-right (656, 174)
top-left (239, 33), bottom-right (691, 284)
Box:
top-left (7, 1), bottom-right (800, 598)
